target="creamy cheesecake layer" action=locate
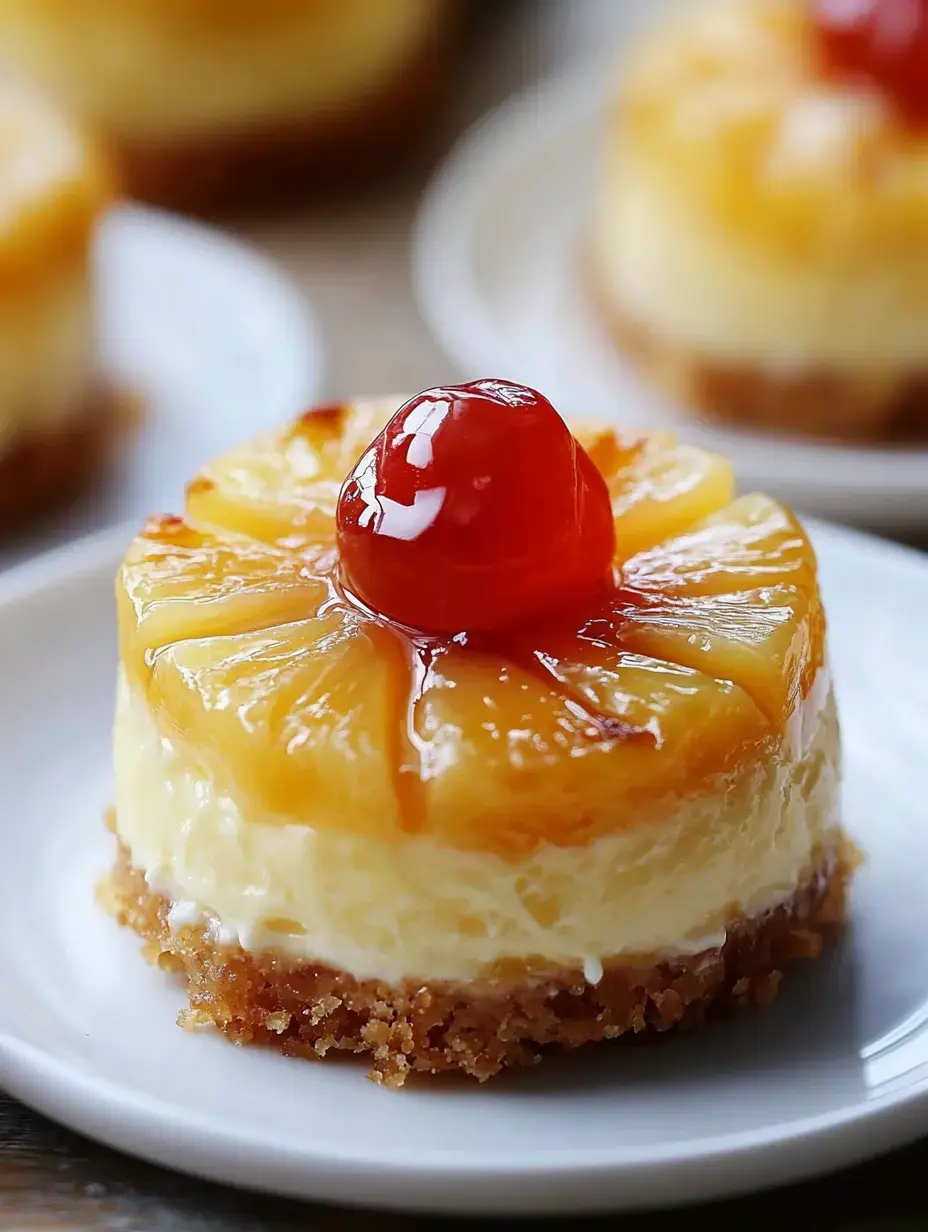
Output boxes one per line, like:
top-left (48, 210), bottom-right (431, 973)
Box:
top-left (0, 0), bottom-right (440, 141)
top-left (0, 262), bottom-right (95, 453)
top-left (594, 158), bottom-right (928, 371)
top-left (113, 670), bottom-right (841, 984)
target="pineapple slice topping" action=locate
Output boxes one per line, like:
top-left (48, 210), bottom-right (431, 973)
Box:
top-left (118, 399), bottom-right (826, 855)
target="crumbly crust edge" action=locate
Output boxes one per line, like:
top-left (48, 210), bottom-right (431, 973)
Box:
top-left (100, 833), bottom-right (859, 1088)
top-left (591, 269), bottom-right (928, 443)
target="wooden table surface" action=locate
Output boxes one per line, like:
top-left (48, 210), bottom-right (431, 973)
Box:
top-left (3, 3), bottom-right (928, 1226)
top-left (2, 1090), bottom-right (928, 1231)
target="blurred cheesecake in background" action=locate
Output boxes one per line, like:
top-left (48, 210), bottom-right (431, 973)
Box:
top-left (0, 78), bottom-right (115, 528)
top-left (0, 0), bottom-right (458, 213)
top-left (592, 0), bottom-right (928, 442)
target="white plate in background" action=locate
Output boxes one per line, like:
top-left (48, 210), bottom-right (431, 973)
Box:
top-left (1, 522), bottom-right (928, 1214)
top-left (0, 204), bottom-right (323, 571)
top-left (413, 66), bottom-right (928, 531)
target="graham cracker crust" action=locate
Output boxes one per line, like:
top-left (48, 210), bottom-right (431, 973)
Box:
top-left (110, 23), bottom-right (455, 214)
top-left (0, 389), bottom-right (121, 531)
top-left (594, 280), bottom-right (928, 444)
top-left (101, 835), bottom-right (857, 1089)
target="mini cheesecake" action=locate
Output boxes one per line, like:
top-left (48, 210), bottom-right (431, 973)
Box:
top-left (0, 78), bottom-right (115, 527)
top-left (592, 0), bottom-right (928, 441)
top-left (106, 382), bottom-right (855, 1086)
top-left (0, 0), bottom-right (456, 212)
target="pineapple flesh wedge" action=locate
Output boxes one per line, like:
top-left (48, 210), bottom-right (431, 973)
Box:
top-left (187, 398), bottom-right (399, 546)
top-left (118, 404), bottom-right (826, 855)
top-left (621, 493), bottom-right (816, 596)
top-left (572, 422), bottom-right (735, 560)
top-left (117, 515), bottom-right (330, 679)
top-left (413, 647), bottom-right (769, 857)
top-left (149, 609), bottom-right (407, 836)
top-left (616, 494), bottom-right (825, 723)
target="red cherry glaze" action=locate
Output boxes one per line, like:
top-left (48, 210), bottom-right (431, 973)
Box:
top-left (810, 0), bottom-right (928, 123)
top-left (335, 380), bottom-right (616, 634)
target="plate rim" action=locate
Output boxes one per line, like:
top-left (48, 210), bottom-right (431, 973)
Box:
top-left (99, 201), bottom-right (326, 421)
top-left (101, 201), bottom-right (325, 392)
top-left (411, 62), bottom-right (928, 517)
top-left (2, 520), bottom-right (928, 1212)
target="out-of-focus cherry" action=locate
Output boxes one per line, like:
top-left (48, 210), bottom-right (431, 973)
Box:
top-left (810, 0), bottom-right (928, 123)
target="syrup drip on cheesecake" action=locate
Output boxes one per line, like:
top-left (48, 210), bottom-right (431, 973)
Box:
top-left (313, 567), bottom-right (655, 836)
top-left (330, 381), bottom-right (660, 832)
top-left (122, 386), bottom-right (827, 849)
top-left (811, 0), bottom-right (928, 124)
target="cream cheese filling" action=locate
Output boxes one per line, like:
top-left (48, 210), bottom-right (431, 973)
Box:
top-left (113, 670), bottom-right (842, 984)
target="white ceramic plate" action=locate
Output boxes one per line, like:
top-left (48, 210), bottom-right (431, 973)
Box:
top-left (0, 204), bottom-right (323, 571)
top-left (1, 522), bottom-right (928, 1215)
top-left (412, 66), bottom-right (928, 531)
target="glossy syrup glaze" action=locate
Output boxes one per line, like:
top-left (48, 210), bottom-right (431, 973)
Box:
top-left (118, 388), bottom-right (826, 856)
top-left (336, 381), bottom-right (616, 634)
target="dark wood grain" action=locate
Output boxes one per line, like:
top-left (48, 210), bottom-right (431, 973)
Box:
top-left (2, 1090), bottom-right (928, 1230)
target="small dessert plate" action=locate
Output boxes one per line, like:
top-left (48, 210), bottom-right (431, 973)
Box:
top-left (1, 522), bottom-right (928, 1215)
top-left (412, 65), bottom-right (928, 531)
top-left (0, 204), bottom-right (323, 571)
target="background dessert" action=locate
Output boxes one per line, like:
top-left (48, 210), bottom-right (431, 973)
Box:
top-left (0, 0), bottom-right (458, 212)
top-left (0, 77), bottom-right (115, 528)
top-left (592, 0), bottom-right (928, 441)
top-left (107, 383), bottom-right (852, 1086)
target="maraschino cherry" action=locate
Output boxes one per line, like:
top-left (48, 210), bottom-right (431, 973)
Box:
top-left (336, 380), bottom-right (616, 634)
top-left (810, 0), bottom-right (928, 123)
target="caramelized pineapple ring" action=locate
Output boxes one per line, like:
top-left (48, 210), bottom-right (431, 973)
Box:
top-left (117, 400), bottom-right (827, 855)
top-left (187, 399), bottom-right (399, 546)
